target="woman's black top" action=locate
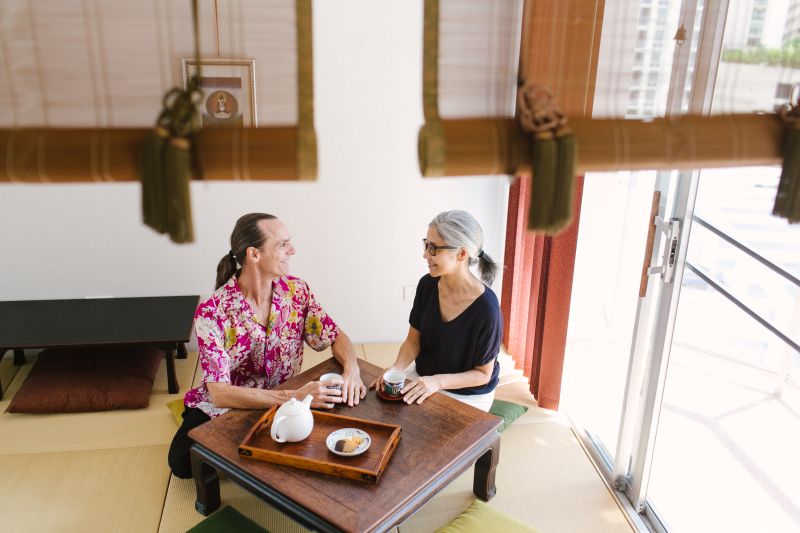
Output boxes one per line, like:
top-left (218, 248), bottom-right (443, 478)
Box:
top-left (409, 274), bottom-right (502, 395)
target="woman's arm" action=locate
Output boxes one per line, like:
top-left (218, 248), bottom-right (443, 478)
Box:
top-left (207, 380), bottom-right (343, 410)
top-left (370, 326), bottom-right (421, 388)
top-left (390, 326), bottom-right (422, 372)
top-left (401, 360), bottom-right (493, 405)
top-left (331, 330), bottom-right (367, 406)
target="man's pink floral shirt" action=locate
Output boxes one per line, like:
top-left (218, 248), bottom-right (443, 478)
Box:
top-left (184, 276), bottom-right (339, 417)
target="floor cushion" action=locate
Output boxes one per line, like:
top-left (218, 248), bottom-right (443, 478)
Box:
top-left (167, 397), bottom-right (185, 426)
top-left (435, 499), bottom-right (540, 533)
top-left (6, 345), bottom-right (163, 413)
top-left (489, 399), bottom-right (529, 432)
top-left (187, 506), bottom-right (269, 533)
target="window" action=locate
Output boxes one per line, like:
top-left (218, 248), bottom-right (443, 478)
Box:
top-left (650, 51), bottom-right (661, 64)
top-left (637, 29), bottom-right (648, 47)
top-left (639, 7), bottom-right (651, 25)
top-left (775, 83), bottom-right (792, 99)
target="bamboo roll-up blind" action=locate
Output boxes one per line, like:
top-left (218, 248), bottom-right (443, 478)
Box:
top-left (0, 0), bottom-right (316, 181)
top-left (418, 114), bottom-right (783, 177)
top-left (420, 0), bottom-right (789, 178)
top-left (436, 0), bottom-right (523, 118)
top-left (420, 0), bottom-right (522, 177)
top-left (0, 128), bottom-right (303, 183)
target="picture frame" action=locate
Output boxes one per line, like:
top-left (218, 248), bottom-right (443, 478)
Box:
top-left (182, 58), bottom-right (257, 127)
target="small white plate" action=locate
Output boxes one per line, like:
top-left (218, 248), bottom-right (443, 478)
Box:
top-left (326, 428), bottom-right (371, 457)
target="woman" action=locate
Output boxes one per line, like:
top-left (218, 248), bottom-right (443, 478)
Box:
top-left (374, 210), bottom-right (502, 411)
top-left (168, 213), bottom-right (366, 478)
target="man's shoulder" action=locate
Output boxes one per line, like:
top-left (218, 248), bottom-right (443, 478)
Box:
top-left (277, 275), bottom-right (312, 302)
top-left (197, 278), bottom-right (239, 317)
top-left (280, 275), bottom-right (310, 291)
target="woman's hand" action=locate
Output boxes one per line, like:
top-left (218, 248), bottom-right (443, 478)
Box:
top-left (370, 366), bottom-right (401, 391)
top-left (401, 375), bottom-right (442, 405)
top-left (341, 367), bottom-right (367, 407)
top-left (295, 380), bottom-right (343, 409)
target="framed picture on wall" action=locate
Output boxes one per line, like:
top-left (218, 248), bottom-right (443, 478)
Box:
top-left (182, 58), bottom-right (257, 127)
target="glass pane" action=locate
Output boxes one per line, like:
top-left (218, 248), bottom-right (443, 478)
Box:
top-left (566, 0), bottom-right (699, 470)
top-left (713, 0), bottom-right (800, 114)
top-left (649, 275), bottom-right (800, 532)
top-left (562, 170), bottom-right (658, 463)
top-left (647, 0), bottom-right (800, 528)
top-left (648, 166), bottom-right (800, 531)
top-left (594, 0), bottom-right (702, 119)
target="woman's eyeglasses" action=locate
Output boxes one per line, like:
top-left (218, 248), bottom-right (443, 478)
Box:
top-left (422, 239), bottom-right (458, 256)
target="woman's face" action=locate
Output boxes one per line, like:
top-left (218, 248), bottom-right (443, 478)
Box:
top-left (423, 226), bottom-right (462, 277)
top-left (249, 219), bottom-right (296, 278)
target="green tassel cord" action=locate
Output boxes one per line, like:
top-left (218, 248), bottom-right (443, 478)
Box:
top-left (164, 137), bottom-right (194, 244)
top-left (528, 131), bottom-right (558, 232)
top-left (138, 0), bottom-right (202, 243)
top-left (526, 127), bottom-right (578, 235)
top-left (139, 127), bottom-right (168, 232)
top-left (552, 126), bottom-right (577, 232)
top-left (775, 123), bottom-right (800, 223)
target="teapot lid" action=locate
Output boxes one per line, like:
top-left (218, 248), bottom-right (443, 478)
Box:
top-left (276, 397), bottom-right (309, 417)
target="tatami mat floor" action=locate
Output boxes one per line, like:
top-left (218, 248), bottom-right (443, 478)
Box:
top-left (0, 345), bottom-right (633, 533)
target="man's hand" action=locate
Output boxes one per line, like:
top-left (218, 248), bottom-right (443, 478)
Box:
top-left (295, 380), bottom-right (343, 409)
top-left (341, 366), bottom-right (367, 407)
top-left (401, 375), bottom-right (442, 405)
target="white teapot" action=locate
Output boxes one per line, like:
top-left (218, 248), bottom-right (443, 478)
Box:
top-left (270, 395), bottom-right (314, 443)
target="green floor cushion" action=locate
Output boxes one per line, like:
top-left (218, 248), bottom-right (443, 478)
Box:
top-left (167, 397), bottom-right (185, 426)
top-left (489, 399), bottom-right (529, 432)
top-left (6, 346), bottom-right (163, 413)
top-left (187, 506), bottom-right (269, 533)
top-left (436, 499), bottom-right (540, 533)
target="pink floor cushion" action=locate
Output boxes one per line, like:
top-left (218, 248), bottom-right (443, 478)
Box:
top-left (6, 345), bottom-right (163, 413)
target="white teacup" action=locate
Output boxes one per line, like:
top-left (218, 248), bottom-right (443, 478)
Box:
top-left (382, 370), bottom-right (406, 397)
top-left (320, 372), bottom-right (343, 391)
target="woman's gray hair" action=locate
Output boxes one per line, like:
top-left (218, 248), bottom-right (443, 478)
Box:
top-left (430, 210), bottom-right (497, 286)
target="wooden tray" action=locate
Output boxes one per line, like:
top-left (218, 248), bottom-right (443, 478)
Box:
top-left (238, 407), bottom-right (402, 483)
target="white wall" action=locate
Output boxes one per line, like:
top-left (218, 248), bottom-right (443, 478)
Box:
top-left (0, 0), bottom-right (508, 343)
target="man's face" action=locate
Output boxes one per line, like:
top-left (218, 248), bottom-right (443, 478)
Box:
top-left (253, 218), bottom-right (296, 277)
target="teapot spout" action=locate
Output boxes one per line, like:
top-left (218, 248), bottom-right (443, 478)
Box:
top-left (302, 394), bottom-right (313, 407)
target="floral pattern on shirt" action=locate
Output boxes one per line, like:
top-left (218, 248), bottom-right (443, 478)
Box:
top-left (184, 275), bottom-right (339, 417)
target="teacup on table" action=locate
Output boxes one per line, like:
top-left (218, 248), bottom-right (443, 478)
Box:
top-left (382, 370), bottom-right (406, 398)
top-left (320, 372), bottom-right (343, 391)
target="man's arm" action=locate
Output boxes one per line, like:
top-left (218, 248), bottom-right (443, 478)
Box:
top-left (331, 330), bottom-right (367, 406)
top-left (207, 380), bottom-right (343, 410)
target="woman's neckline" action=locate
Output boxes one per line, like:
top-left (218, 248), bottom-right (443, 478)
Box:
top-left (435, 276), bottom-right (486, 324)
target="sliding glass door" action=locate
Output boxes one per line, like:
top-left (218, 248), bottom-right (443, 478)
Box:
top-left (563, 0), bottom-right (709, 522)
top-left (562, 0), bottom-right (800, 530)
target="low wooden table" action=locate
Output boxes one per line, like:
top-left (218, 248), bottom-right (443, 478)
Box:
top-left (189, 358), bottom-right (502, 533)
top-left (0, 296), bottom-right (199, 399)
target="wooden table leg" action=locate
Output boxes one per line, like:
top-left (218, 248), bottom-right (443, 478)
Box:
top-left (176, 342), bottom-right (188, 359)
top-left (191, 446), bottom-right (221, 516)
top-left (13, 349), bottom-right (26, 366)
top-left (0, 349), bottom-right (6, 400)
top-left (473, 432), bottom-right (501, 501)
top-left (165, 348), bottom-right (179, 394)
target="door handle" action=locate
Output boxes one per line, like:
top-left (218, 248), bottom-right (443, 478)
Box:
top-left (647, 216), bottom-right (681, 284)
top-left (638, 191), bottom-right (661, 297)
